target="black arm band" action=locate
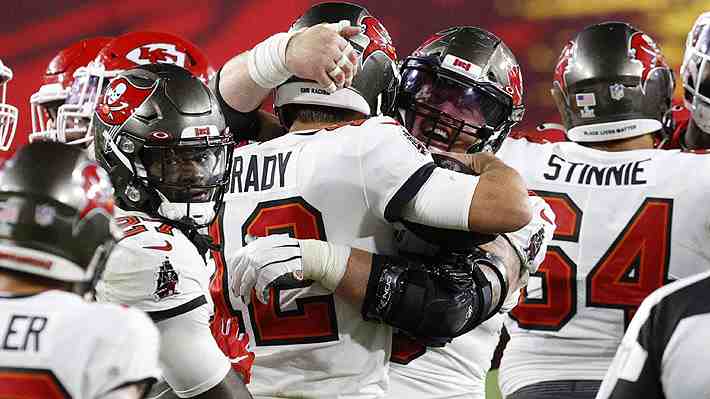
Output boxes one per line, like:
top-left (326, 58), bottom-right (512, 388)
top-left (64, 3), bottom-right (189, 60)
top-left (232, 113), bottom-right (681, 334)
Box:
top-left (361, 249), bottom-right (507, 341)
top-left (212, 67), bottom-right (261, 141)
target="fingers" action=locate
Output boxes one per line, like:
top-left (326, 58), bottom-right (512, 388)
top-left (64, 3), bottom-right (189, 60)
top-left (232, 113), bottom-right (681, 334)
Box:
top-left (340, 25), bottom-right (362, 38)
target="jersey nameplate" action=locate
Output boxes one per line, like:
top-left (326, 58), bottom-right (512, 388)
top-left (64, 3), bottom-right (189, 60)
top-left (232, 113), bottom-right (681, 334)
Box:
top-left (230, 151), bottom-right (293, 194)
top-left (2, 314), bottom-right (47, 353)
top-left (542, 154), bottom-right (653, 187)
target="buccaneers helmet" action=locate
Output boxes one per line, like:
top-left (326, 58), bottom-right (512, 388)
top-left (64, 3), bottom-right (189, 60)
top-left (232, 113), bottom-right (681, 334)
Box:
top-left (551, 22), bottom-right (674, 143)
top-left (29, 37), bottom-right (113, 143)
top-left (56, 31), bottom-right (215, 146)
top-left (93, 64), bottom-right (233, 229)
top-left (0, 142), bottom-right (117, 295)
top-left (274, 2), bottom-right (399, 127)
top-left (396, 26), bottom-right (524, 154)
top-left (681, 12), bottom-right (710, 137)
top-left (0, 59), bottom-right (18, 153)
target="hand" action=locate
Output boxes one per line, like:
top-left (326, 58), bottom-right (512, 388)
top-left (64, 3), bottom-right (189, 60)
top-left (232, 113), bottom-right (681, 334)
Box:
top-left (286, 20), bottom-right (361, 92)
top-left (209, 313), bottom-right (255, 383)
top-left (228, 234), bottom-right (303, 304)
top-left (503, 195), bottom-right (556, 276)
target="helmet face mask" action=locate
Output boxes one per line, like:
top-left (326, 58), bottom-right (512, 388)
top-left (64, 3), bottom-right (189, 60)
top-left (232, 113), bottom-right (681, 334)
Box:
top-left (400, 57), bottom-right (512, 153)
top-left (397, 27), bottom-right (524, 154)
top-left (30, 37), bottom-right (113, 144)
top-left (682, 13), bottom-right (710, 135)
top-left (0, 61), bottom-right (18, 152)
top-left (93, 64), bottom-right (232, 229)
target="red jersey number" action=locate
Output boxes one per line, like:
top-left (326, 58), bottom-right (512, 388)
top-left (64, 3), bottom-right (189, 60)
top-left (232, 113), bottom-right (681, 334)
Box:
top-left (0, 368), bottom-right (70, 398)
top-left (511, 192), bottom-right (672, 330)
top-left (210, 197), bottom-right (339, 346)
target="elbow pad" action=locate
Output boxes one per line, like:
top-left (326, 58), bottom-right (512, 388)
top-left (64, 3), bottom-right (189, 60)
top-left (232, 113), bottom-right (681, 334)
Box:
top-left (361, 248), bottom-right (507, 340)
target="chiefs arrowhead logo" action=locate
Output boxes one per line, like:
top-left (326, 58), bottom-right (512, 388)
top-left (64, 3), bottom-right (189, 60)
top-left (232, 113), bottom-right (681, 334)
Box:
top-left (553, 41), bottom-right (575, 98)
top-left (125, 43), bottom-right (187, 67)
top-left (628, 32), bottom-right (668, 93)
top-left (96, 77), bottom-right (157, 126)
top-left (506, 65), bottom-right (524, 106)
top-left (360, 16), bottom-right (396, 62)
top-left (78, 162), bottom-right (114, 221)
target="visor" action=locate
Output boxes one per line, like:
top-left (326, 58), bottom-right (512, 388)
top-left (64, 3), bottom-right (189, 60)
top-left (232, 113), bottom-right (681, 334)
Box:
top-left (401, 65), bottom-right (509, 151)
top-left (141, 144), bottom-right (230, 203)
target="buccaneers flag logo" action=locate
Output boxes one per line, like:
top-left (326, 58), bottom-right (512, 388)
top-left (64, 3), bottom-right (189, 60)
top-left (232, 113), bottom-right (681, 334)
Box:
top-left (360, 16), bottom-right (396, 62)
top-left (628, 32), bottom-right (668, 92)
top-left (96, 77), bottom-right (157, 126)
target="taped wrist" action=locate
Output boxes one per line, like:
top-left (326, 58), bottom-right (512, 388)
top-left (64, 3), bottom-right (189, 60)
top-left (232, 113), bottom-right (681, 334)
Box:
top-left (247, 32), bottom-right (294, 89)
top-left (361, 250), bottom-right (507, 339)
top-left (299, 239), bottom-right (351, 291)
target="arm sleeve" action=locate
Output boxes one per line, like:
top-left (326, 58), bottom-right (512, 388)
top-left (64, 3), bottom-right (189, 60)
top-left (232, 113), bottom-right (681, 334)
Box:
top-left (400, 166), bottom-right (479, 231)
top-left (88, 307), bottom-right (161, 398)
top-left (357, 116), bottom-right (436, 222)
top-left (156, 305), bottom-right (232, 398)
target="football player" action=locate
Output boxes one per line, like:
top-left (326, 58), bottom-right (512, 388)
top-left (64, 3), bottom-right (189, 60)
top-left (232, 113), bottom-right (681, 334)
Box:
top-left (497, 22), bottom-right (710, 399)
top-left (386, 26), bottom-right (543, 399)
top-left (0, 58), bottom-right (18, 160)
top-left (92, 64), bottom-right (252, 399)
top-left (52, 31), bottom-right (214, 146)
top-left (666, 12), bottom-right (710, 150)
top-left (0, 142), bottom-right (160, 398)
top-left (596, 270), bottom-right (710, 399)
top-left (29, 36), bottom-right (113, 143)
top-left (209, 2), bottom-right (532, 397)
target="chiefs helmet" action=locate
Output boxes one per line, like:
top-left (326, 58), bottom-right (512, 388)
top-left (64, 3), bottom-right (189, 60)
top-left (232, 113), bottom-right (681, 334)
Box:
top-left (93, 64), bottom-right (232, 229)
top-left (551, 22), bottom-right (674, 143)
top-left (29, 37), bottom-right (113, 143)
top-left (274, 2), bottom-right (399, 127)
top-left (56, 31), bottom-right (215, 146)
top-left (397, 26), bottom-right (525, 154)
top-left (0, 59), bottom-right (18, 153)
top-left (681, 12), bottom-right (710, 137)
top-left (0, 142), bottom-right (117, 295)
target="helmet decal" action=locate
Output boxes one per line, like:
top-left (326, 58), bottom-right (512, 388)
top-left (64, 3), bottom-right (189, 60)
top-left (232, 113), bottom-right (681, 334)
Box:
top-left (96, 77), bottom-right (158, 126)
top-left (553, 41), bottom-right (575, 99)
top-left (125, 43), bottom-right (188, 67)
top-left (628, 32), bottom-right (668, 92)
top-left (77, 162), bottom-right (114, 221)
top-left (506, 65), bottom-right (524, 106)
top-left (360, 16), bottom-right (396, 62)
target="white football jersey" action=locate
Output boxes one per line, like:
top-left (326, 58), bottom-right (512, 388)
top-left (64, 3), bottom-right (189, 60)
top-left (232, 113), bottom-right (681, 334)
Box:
top-left (0, 290), bottom-right (159, 399)
top-left (97, 208), bottom-right (230, 397)
top-left (496, 138), bottom-right (710, 395)
top-left (97, 209), bottom-right (212, 316)
top-left (388, 315), bottom-right (504, 399)
top-left (213, 116), bottom-right (436, 398)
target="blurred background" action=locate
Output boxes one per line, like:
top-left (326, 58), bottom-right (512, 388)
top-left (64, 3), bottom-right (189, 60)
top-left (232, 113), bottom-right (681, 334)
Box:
top-left (2, 0), bottom-right (707, 150)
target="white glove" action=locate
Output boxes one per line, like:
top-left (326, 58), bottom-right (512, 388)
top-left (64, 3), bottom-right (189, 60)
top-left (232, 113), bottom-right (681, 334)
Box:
top-left (503, 196), bottom-right (556, 278)
top-left (228, 234), bottom-right (351, 305)
top-left (228, 234), bottom-right (303, 305)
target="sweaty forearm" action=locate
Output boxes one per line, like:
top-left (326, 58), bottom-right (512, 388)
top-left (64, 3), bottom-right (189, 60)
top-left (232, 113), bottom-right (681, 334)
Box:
top-left (333, 248), bottom-right (373, 309)
top-left (218, 52), bottom-right (271, 113)
top-left (466, 154), bottom-right (531, 233)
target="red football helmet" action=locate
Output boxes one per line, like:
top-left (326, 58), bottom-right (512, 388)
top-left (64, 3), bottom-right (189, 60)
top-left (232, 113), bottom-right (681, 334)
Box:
top-left (0, 58), bottom-right (18, 153)
top-left (55, 31), bottom-right (215, 145)
top-left (29, 37), bottom-right (113, 143)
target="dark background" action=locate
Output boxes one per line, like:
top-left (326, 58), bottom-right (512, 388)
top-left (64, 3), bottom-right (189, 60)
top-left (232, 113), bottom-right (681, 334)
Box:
top-left (2, 0), bottom-right (705, 154)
